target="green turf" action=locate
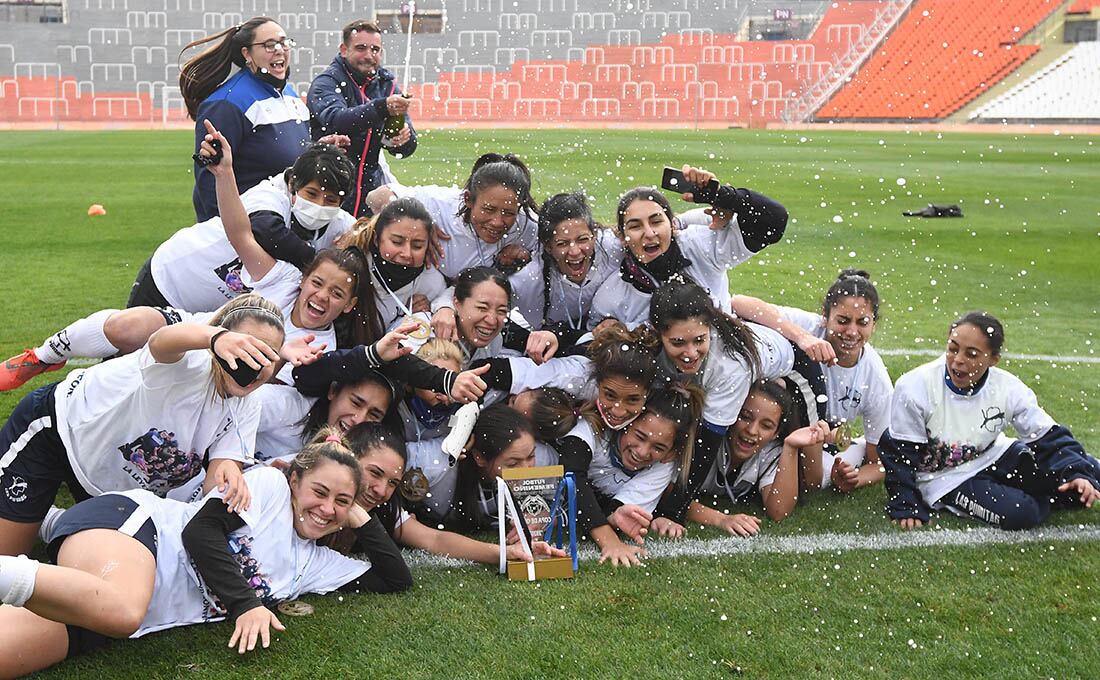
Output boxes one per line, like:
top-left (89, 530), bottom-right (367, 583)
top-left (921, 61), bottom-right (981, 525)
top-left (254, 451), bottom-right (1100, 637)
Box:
top-left (1, 128), bottom-right (1099, 678)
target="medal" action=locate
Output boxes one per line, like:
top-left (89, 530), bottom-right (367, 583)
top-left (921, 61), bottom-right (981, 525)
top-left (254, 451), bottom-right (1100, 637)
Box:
top-left (277, 601), bottom-right (314, 617)
top-left (402, 467), bottom-right (430, 502)
top-left (403, 314), bottom-right (431, 340)
top-left (832, 421), bottom-right (852, 451)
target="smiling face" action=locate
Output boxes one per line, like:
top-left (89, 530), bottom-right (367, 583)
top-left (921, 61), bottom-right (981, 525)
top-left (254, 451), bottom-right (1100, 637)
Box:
top-left (355, 446), bottom-right (405, 511)
top-left (376, 216), bottom-right (430, 268)
top-left (413, 356), bottom-right (462, 407)
top-left (596, 375), bottom-right (648, 430)
top-left (339, 27), bottom-right (382, 78)
top-left (617, 412), bottom-right (677, 472)
top-left (546, 218), bottom-right (596, 283)
top-left (946, 322), bottom-right (1000, 391)
top-left (824, 296), bottom-right (876, 368)
top-left (327, 380), bottom-right (391, 434)
top-left (220, 318), bottom-right (284, 398)
top-left (728, 391), bottom-right (783, 464)
top-left (659, 317), bottom-right (711, 375)
top-left (289, 459), bottom-right (357, 540)
top-left (474, 431), bottom-right (537, 481)
top-left (293, 179), bottom-right (343, 209)
top-left (466, 185), bottom-right (520, 244)
top-left (242, 21), bottom-right (290, 82)
top-left (454, 280), bottom-right (509, 349)
top-left (620, 199), bottom-right (673, 264)
top-left (293, 260), bottom-right (358, 330)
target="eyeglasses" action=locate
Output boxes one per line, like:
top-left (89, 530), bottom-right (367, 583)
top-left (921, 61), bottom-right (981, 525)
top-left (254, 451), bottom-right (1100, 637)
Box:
top-left (250, 38), bottom-right (296, 52)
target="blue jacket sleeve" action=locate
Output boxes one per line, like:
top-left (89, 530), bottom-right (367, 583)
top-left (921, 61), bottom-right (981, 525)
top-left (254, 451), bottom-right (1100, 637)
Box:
top-left (1031, 424), bottom-right (1100, 486)
top-left (713, 185), bottom-right (788, 253)
top-left (193, 99), bottom-right (246, 222)
top-left (878, 430), bottom-right (932, 522)
top-left (307, 72), bottom-right (389, 136)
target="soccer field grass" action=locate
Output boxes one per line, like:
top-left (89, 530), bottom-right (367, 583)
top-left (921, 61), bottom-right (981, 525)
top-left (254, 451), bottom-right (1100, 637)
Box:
top-left (1, 127), bottom-right (1099, 678)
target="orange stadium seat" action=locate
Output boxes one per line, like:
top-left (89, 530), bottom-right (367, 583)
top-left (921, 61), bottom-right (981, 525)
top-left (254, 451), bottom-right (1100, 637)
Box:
top-left (818, 0), bottom-right (1059, 120)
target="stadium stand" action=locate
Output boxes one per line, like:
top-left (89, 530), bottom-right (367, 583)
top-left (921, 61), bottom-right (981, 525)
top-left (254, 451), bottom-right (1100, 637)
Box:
top-left (816, 0), bottom-right (1062, 120)
top-left (1067, 0), bottom-right (1100, 13)
top-left (0, 0), bottom-right (899, 126)
top-left (968, 41), bottom-right (1100, 121)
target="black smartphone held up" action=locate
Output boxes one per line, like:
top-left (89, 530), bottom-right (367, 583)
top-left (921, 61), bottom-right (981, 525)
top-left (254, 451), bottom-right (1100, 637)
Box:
top-left (192, 139), bottom-right (223, 168)
top-left (661, 167), bottom-right (720, 204)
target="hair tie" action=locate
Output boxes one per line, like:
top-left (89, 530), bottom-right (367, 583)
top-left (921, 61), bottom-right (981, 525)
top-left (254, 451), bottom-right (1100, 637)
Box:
top-left (572, 409), bottom-right (580, 418)
top-left (325, 434), bottom-right (343, 444)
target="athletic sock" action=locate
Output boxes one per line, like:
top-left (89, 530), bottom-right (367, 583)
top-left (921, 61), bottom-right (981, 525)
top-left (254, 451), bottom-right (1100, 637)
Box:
top-left (0, 554), bottom-right (40, 607)
top-left (34, 309), bottom-right (120, 364)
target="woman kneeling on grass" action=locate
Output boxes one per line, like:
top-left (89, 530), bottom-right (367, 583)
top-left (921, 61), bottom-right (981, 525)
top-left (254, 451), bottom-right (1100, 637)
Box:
top-left (0, 428), bottom-right (411, 677)
top-left (881, 311), bottom-right (1100, 530)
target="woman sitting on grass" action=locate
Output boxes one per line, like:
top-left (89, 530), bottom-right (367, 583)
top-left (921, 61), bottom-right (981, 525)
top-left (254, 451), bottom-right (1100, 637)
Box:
top-left (881, 311), bottom-right (1100, 530)
top-left (0, 429), bottom-right (411, 677)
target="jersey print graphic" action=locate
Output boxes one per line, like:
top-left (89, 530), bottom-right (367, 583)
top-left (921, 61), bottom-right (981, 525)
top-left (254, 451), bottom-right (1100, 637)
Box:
top-left (118, 428), bottom-right (203, 495)
top-left (980, 407), bottom-right (1006, 433)
top-left (213, 258), bottom-right (252, 296)
top-left (837, 385), bottom-right (863, 409)
top-left (203, 534), bottom-right (275, 618)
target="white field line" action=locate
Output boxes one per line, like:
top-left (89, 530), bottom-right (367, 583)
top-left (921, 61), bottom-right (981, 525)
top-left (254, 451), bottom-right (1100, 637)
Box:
top-left (62, 349), bottom-right (1100, 368)
top-left (876, 348), bottom-right (1100, 364)
top-left (400, 524), bottom-right (1100, 570)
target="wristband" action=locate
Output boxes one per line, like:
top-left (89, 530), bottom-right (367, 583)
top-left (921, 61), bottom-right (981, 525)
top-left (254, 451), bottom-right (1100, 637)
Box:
top-left (209, 328), bottom-right (231, 356)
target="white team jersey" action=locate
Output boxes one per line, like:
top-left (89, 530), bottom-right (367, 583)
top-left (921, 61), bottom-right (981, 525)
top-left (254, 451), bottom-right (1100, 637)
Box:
top-left (240, 260), bottom-right (336, 385)
top-left (52, 346), bottom-right (260, 497)
top-left (889, 356), bottom-right (1056, 505)
top-left (565, 420), bottom-right (675, 513)
top-left (150, 174), bottom-right (355, 312)
top-left (116, 466), bottom-right (368, 638)
top-left (658, 329), bottom-right (752, 428)
top-left (368, 253), bottom-right (448, 332)
top-left (777, 306), bottom-right (893, 443)
top-left (749, 323), bottom-right (796, 381)
top-left (701, 440), bottom-right (784, 504)
top-left (587, 221), bottom-right (758, 330)
top-left (389, 184), bottom-right (538, 281)
top-left (509, 230), bottom-right (624, 331)
top-left (406, 437), bottom-right (556, 523)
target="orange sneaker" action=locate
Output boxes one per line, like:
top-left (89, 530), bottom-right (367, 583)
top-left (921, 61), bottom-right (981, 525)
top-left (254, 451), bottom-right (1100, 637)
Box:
top-left (0, 350), bottom-right (66, 391)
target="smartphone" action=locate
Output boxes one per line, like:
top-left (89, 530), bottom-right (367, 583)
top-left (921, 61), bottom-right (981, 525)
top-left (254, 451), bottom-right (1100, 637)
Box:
top-left (661, 167), bottom-right (720, 204)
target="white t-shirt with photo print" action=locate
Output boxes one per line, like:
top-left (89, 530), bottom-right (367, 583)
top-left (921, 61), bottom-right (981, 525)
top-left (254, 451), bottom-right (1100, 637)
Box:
top-left (151, 174), bottom-right (354, 312)
top-left (118, 465), bottom-right (369, 637)
top-left (52, 346), bottom-right (261, 497)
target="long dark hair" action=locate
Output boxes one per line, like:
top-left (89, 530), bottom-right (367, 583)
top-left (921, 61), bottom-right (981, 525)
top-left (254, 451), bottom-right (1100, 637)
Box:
top-left (456, 153), bottom-right (537, 227)
top-left (632, 381), bottom-right (704, 486)
top-left (649, 281), bottom-right (760, 376)
top-left (301, 370), bottom-right (399, 441)
top-left (307, 248), bottom-right (379, 348)
top-left (179, 16), bottom-right (277, 119)
top-left (449, 403), bottom-right (535, 531)
top-left (536, 192), bottom-right (602, 328)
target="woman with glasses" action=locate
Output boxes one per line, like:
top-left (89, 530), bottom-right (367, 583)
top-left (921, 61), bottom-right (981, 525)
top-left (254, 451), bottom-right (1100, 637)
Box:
top-left (180, 17), bottom-right (346, 222)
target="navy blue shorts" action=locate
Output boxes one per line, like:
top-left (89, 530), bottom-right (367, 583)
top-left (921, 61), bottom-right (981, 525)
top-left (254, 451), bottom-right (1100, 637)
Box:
top-left (0, 384), bottom-right (90, 523)
top-left (126, 257), bottom-right (171, 309)
top-left (46, 494), bottom-right (159, 658)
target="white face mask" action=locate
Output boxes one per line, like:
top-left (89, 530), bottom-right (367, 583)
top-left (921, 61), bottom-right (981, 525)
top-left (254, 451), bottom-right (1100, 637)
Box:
top-left (291, 196), bottom-right (341, 231)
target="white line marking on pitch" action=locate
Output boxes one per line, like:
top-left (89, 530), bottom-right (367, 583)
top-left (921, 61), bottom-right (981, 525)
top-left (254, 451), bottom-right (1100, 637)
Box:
top-left (876, 348), bottom-right (1100, 364)
top-left (401, 524), bottom-right (1100, 569)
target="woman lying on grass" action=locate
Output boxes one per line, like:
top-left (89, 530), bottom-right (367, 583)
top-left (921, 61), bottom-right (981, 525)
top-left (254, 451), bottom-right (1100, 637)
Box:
top-left (0, 429), bottom-right (411, 677)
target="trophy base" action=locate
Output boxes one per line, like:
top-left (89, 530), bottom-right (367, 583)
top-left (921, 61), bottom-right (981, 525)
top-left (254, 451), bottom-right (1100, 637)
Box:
top-left (506, 557), bottom-right (575, 582)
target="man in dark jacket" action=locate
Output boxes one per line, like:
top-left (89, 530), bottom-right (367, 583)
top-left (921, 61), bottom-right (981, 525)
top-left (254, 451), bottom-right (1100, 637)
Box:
top-left (308, 19), bottom-right (417, 217)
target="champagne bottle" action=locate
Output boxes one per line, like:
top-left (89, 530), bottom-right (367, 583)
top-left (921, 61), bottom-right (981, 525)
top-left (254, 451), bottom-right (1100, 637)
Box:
top-left (382, 112), bottom-right (404, 139)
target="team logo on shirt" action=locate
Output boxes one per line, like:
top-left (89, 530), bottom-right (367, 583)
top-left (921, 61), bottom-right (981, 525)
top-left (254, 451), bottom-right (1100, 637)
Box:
top-left (837, 386), bottom-right (863, 409)
top-left (4, 476), bottom-right (28, 504)
top-left (980, 407), bottom-right (1006, 433)
top-left (118, 428), bottom-right (203, 494)
top-left (213, 258), bottom-right (253, 295)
